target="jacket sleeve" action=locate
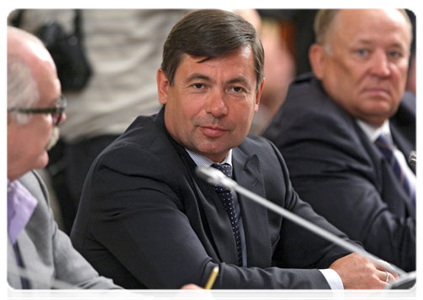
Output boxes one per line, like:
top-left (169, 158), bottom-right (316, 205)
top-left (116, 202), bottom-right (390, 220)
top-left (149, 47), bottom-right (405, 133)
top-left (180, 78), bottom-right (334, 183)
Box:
top-left (283, 150), bottom-right (416, 272)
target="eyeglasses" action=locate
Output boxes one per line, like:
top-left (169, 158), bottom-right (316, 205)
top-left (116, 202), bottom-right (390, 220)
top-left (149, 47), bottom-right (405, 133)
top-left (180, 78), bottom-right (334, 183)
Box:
top-left (8, 95), bottom-right (67, 126)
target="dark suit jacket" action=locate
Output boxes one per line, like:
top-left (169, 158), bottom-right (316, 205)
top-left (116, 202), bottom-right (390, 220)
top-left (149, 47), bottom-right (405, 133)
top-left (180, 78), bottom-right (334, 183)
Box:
top-left (263, 73), bottom-right (416, 272)
top-left (8, 171), bottom-right (118, 289)
top-left (71, 107), bottom-right (356, 289)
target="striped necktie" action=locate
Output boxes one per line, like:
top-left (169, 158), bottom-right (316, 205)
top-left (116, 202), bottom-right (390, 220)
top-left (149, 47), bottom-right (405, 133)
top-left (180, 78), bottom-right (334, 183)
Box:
top-left (375, 134), bottom-right (416, 206)
top-left (211, 163), bottom-right (243, 266)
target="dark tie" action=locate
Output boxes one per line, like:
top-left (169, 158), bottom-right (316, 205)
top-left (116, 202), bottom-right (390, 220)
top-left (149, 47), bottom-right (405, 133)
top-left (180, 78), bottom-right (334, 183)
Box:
top-left (211, 163), bottom-right (243, 266)
top-left (375, 134), bottom-right (415, 205)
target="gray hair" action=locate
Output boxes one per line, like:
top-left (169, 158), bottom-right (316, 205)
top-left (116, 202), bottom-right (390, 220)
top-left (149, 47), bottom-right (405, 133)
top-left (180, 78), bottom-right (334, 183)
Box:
top-left (7, 36), bottom-right (40, 124)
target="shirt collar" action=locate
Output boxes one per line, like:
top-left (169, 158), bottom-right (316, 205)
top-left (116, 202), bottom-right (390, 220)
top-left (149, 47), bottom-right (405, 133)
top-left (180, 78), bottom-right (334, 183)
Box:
top-left (186, 149), bottom-right (233, 169)
top-left (356, 119), bottom-right (392, 143)
top-left (7, 178), bottom-right (38, 244)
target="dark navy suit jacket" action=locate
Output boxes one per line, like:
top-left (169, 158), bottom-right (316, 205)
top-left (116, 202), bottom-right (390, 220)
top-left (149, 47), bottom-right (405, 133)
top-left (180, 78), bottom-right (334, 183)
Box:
top-left (71, 107), bottom-right (355, 289)
top-left (263, 73), bottom-right (416, 272)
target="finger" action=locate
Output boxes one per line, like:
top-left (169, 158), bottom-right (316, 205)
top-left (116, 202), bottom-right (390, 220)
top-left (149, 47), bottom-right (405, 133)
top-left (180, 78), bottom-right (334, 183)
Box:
top-left (374, 259), bottom-right (399, 278)
top-left (378, 270), bottom-right (393, 283)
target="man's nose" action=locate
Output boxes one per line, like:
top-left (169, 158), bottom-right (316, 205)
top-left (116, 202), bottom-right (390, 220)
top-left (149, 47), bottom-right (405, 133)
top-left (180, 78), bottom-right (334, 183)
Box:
top-left (370, 51), bottom-right (391, 77)
top-left (205, 90), bottom-right (228, 117)
top-left (58, 112), bottom-right (67, 125)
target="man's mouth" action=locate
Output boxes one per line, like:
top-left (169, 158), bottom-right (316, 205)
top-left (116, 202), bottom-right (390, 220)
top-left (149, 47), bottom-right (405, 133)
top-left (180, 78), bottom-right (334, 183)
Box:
top-left (200, 126), bottom-right (228, 138)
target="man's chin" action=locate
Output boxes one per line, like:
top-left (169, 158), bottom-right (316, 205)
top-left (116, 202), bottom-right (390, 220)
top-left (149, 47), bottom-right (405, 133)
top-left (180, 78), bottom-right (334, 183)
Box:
top-left (46, 127), bottom-right (60, 151)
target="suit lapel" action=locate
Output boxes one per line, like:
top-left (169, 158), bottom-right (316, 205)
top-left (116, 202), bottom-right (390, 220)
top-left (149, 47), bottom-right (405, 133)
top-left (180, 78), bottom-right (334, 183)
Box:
top-left (233, 148), bottom-right (272, 268)
top-left (192, 175), bottom-right (240, 265)
top-left (13, 172), bottom-right (54, 288)
top-left (14, 228), bottom-right (53, 288)
top-left (391, 126), bottom-right (420, 220)
top-left (169, 136), bottom-right (240, 265)
top-left (357, 125), bottom-right (415, 216)
top-left (4, 231), bottom-right (23, 299)
top-left (391, 124), bottom-right (416, 173)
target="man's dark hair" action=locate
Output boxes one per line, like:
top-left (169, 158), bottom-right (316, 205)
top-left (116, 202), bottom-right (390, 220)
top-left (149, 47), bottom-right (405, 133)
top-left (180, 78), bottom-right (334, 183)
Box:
top-left (161, 9), bottom-right (265, 90)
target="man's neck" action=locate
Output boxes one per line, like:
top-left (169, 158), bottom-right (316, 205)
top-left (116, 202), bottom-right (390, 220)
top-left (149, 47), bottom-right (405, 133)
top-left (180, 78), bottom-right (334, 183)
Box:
top-left (356, 119), bottom-right (391, 143)
top-left (7, 167), bottom-right (23, 183)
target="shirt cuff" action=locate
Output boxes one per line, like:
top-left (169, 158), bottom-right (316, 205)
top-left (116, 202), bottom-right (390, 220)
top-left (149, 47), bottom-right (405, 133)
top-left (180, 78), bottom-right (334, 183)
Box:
top-left (320, 269), bottom-right (344, 289)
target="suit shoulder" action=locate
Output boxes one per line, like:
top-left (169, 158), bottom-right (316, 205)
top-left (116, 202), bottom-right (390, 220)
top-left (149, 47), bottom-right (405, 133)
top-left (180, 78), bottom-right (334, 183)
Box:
top-left (242, 134), bottom-right (273, 147)
top-left (402, 91), bottom-right (416, 108)
top-left (388, 91), bottom-right (415, 128)
top-left (18, 171), bottom-right (49, 205)
top-left (263, 76), bottom-right (351, 142)
top-left (99, 114), bottom-right (168, 159)
top-left (90, 114), bottom-right (182, 181)
top-left (240, 135), bottom-right (278, 156)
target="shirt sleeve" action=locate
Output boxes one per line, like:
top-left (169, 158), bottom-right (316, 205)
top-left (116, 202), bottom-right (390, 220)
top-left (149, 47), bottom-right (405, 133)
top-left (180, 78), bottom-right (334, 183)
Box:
top-left (320, 269), bottom-right (344, 290)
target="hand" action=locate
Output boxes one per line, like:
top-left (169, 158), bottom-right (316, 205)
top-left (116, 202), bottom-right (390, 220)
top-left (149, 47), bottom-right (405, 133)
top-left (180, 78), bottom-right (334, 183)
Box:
top-left (329, 253), bottom-right (398, 289)
top-left (173, 284), bottom-right (216, 300)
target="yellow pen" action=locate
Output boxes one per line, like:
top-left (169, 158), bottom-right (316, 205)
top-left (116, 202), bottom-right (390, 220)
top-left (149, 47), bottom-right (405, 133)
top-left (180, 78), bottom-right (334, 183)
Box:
top-left (204, 266), bottom-right (219, 289)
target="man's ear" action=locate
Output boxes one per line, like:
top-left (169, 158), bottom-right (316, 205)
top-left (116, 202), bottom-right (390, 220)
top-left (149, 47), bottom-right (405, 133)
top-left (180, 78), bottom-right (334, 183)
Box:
top-left (254, 79), bottom-right (265, 112)
top-left (157, 68), bottom-right (170, 105)
top-left (309, 44), bottom-right (327, 80)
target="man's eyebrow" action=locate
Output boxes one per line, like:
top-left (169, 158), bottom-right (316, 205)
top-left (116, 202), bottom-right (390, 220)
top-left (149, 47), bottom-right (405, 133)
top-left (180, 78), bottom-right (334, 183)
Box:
top-left (227, 76), bottom-right (250, 89)
top-left (185, 74), bottom-right (252, 88)
top-left (186, 73), bottom-right (212, 83)
top-left (227, 76), bottom-right (250, 86)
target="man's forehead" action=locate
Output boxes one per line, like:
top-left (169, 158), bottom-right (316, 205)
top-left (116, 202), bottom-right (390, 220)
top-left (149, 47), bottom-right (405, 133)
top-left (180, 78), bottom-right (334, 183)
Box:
top-left (335, 10), bottom-right (410, 36)
top-left (332, 10), bottom-right (411, 46)
top-left (182, 45), bottom-right (252, 63)
top-left (177, 52), bottom-right (255, 85)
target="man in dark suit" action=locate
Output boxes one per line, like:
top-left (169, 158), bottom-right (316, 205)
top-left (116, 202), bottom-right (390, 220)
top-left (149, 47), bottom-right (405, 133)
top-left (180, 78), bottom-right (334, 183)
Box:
top-left (71, 9), bottom-right (395, 289)
top-left (5, 27), bottom-right (214, 300)
top-left (263, 9), bottom-right (415, 272)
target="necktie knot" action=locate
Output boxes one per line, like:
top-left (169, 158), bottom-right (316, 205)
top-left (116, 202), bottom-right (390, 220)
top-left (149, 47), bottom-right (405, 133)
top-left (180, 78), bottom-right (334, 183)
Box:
top-left (211, 163), bottom-right (232, 178)
top-left (375, 134), bottom-right (395, 151)
top-left (211, 163), bottom-right (232, 192)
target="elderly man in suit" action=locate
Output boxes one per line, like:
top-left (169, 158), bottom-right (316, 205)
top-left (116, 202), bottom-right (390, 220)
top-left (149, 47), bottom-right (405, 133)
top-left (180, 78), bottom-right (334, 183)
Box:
top-left (7, 26), bottom-right (200, 292)
top-left (263, 9), bottom-right (415, 272)
top-left (71, 9), bottom-right (395, 289)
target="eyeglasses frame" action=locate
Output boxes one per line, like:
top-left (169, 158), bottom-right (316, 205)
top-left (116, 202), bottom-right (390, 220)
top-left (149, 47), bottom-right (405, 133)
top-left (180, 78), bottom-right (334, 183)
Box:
top-left (8, 94), bottom-right (67, 126)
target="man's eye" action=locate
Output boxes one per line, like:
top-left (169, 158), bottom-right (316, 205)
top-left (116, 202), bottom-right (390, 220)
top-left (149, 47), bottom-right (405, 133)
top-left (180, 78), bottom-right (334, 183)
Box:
top-left (192, 83), bottom-right (205, 89)
top-left (232, 86), bottom-right (246, 93)
top-left (388, 51), bottom-right (401, 58)
top-left (357, 49), bottom-right (369, 56)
